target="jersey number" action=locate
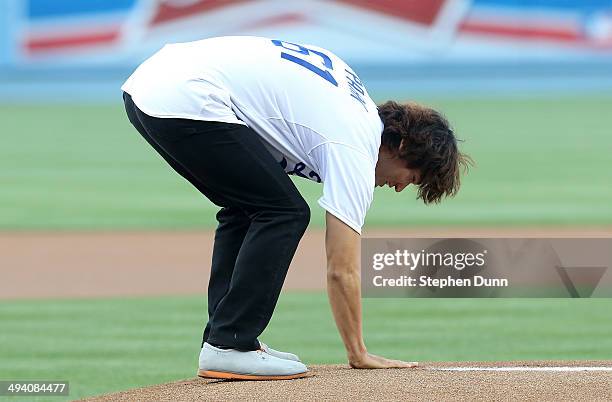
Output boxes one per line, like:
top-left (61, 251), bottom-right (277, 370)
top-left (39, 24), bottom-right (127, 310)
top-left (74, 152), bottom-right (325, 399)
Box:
top-left (272, 40), bottom-right (338, 87)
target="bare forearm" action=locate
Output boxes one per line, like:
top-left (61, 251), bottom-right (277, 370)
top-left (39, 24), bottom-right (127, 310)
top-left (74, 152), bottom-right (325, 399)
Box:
top-left (326, 265), bottom-right (366, 360)
top-left (324, 213), bottom-right (417, 369)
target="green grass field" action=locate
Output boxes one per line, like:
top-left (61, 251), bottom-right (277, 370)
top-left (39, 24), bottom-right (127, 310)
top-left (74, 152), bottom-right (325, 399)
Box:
top-left (2, 96), bottom-right (611, 400)
top-left (2, 294), bottom-right (612, 401)
top-left (2, 96), bottom-right (611, 229)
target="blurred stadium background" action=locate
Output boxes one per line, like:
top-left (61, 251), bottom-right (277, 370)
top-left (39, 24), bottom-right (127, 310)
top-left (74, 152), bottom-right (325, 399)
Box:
top-left (1, 0), bottom-right (612, 400)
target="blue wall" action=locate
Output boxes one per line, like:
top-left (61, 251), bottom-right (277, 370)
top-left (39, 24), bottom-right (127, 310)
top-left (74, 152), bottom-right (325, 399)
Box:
top-left (473, 0), bottom-right (612, 10)
top-left (2, 0), bottom-right (612, 101)
top-left (27, 0), bottom-right (136, 19)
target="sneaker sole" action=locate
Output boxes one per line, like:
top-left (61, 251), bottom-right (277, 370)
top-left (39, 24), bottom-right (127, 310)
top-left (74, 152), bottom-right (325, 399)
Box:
top-left (197, 369), bottom-right (310, 381)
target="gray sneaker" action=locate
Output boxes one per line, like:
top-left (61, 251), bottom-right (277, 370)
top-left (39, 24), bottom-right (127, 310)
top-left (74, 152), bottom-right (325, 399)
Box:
top-left (198, 342), bottom-right (309, 380)
top-left (260, 342), bottom-right (301, 362)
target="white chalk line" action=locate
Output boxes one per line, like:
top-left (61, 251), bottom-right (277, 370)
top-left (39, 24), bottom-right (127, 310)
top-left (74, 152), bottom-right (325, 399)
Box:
top-left (430, 367), bottom-right (612, 372)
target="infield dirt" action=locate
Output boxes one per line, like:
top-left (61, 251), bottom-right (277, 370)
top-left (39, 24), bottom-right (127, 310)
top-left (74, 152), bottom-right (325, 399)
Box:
top-left (81, 361), bottom-right (612, 401)
top-left (2, 227), bottom-right (610, 299)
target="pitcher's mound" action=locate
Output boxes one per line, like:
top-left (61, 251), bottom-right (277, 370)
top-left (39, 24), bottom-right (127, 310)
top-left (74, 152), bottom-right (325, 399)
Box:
top-left (82, 361), bottom-right (612, 401)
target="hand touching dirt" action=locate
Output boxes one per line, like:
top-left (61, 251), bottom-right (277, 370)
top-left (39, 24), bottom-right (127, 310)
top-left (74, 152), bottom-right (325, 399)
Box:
top-left (349, 352), bottom-right (418, 369)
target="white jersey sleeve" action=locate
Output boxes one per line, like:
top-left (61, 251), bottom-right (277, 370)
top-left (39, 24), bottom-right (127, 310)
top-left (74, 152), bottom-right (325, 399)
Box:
top-left (310, 143), bottom-right (375, 234)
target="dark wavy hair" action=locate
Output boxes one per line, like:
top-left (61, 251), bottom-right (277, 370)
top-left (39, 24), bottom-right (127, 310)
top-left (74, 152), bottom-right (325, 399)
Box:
top-left (378, 101), bottom-right (472, 204)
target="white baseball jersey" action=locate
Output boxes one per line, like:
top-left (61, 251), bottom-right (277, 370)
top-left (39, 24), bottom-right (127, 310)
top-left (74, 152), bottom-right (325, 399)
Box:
top-left (122, 36), bottom-right (382, 234)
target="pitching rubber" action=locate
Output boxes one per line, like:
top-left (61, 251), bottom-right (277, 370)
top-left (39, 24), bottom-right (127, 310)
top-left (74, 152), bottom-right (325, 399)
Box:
top-left (197, 369), bottom-right (312, 381)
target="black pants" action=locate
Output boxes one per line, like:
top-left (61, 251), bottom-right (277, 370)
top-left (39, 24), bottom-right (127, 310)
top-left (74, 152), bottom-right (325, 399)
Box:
top-left (123, 93), bottom-right (310, 351)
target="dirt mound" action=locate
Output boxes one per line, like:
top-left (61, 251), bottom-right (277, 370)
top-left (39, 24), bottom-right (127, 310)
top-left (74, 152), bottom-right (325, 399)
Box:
top-left (82, 361), bottom-right (612, 401)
